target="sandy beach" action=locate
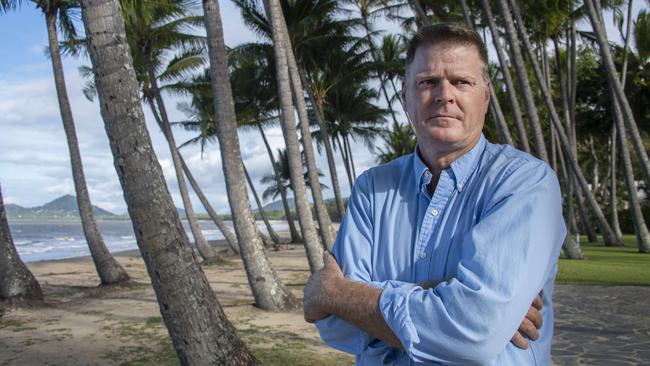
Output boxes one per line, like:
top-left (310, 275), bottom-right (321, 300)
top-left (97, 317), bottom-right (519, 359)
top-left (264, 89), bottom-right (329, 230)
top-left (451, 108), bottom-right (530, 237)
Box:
top-left (0, 241), bottom-right (354, 365)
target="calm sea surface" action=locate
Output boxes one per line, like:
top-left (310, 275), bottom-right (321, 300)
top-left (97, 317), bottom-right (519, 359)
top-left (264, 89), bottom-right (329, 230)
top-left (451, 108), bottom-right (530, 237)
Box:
top-left (7, 219), bottom-right (289, 263)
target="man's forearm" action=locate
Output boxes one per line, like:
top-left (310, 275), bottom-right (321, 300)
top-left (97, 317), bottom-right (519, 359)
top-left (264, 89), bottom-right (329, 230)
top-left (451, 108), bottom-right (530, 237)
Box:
top-left (326, 277), bottom-right (403, 349)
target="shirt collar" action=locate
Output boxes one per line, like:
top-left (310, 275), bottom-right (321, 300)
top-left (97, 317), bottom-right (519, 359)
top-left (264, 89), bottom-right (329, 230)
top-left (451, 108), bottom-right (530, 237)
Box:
top-left (412, 134), bottom-right (487, 193)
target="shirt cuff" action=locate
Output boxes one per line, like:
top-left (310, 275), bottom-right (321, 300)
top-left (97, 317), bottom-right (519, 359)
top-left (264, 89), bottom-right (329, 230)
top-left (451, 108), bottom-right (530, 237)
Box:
top-left (379, 284), bottom-right (421, 360)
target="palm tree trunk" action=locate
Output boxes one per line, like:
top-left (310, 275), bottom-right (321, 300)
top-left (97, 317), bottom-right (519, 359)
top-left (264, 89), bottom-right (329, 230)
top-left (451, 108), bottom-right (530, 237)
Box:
top-left (585, 0), bottom-right (650, 188)
top-left (575, 178), bottom-right (598, 243)
top-left (496, 0), bottom-right (548, 161)
top-left (507, 0), bottom-right (619, 245)
top-left (179, 157), bottom-right (240, 254)
top-left (242, 163), bottom-right (282, 244)
top-left (275, 12), bottom-right (335, 249)
top-left (81, 0), bottom-right (258, 363)
top-left (144, 61), bottom-right (220, 263)
top-left (0, 184), bottom-right (44, 303)
top-left (612, 91), bottom-right (650, 252)
top-left (300, 71), bottom-right (346, 219)
top-left (265, 0), bottom-right (324, 272)
top-left (258, 126), bottom-right (301, 242)
top-left (147, 98), bottom-right (237, 255)
top-left (336, 134), bottom-right (354, 189)
top-left (554, 134), bottom-right (585, 259)
top-left (360, 15), bottom-right (400, 128)
top-left (609, 125), bottom-right (624, 239)
top-left (45, 11), bottom-right (129, 285)
top-left (458, 0), bottom-right (514, 146)
top-left (202, 0), bottom-right (300, 310)
top-left (344, 134), bottom-right (358, 180)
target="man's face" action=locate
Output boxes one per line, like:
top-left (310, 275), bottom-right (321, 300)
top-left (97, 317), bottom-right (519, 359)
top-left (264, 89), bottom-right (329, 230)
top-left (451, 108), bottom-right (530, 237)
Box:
top-left (402, 43), bottom-right (490, 158)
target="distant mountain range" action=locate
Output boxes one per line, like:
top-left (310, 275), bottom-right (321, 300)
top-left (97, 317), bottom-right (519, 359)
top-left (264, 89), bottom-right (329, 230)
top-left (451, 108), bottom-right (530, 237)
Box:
top-left (5, 195), bottom-right (117, 219)
top-left (262, 198), bottom-right (295, 212)
top-left (6, 195), bottom-right (195, 220)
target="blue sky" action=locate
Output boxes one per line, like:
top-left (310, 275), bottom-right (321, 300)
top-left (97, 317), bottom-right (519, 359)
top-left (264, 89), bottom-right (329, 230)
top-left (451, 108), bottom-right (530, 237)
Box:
top-left (0, 1), bottom-right (382, 215)
top-left (0, 1), bottom-right (645, 214)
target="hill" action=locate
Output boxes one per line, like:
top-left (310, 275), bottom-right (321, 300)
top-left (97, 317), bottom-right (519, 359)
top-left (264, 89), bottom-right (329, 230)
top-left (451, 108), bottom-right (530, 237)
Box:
top-left (6, 195), bottom-right (117, 219)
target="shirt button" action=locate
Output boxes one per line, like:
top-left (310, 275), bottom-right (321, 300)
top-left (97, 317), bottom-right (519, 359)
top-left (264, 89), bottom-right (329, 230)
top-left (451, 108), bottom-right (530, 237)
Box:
top-left (419, 251), bottom-right (427, 259)
top-left (431, 209), bottom-right (439, 216)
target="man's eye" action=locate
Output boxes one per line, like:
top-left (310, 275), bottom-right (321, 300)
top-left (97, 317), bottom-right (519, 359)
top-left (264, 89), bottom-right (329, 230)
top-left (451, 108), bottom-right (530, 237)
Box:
top-left (418, 79), bottom-right (435, 87)
top-left (454, 79), bottom-right (471, 85)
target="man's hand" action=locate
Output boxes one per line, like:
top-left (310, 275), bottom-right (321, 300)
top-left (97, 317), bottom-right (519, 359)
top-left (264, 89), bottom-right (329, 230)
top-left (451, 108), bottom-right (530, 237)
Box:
top-left (511, 295), bottom-right (543, 349)
top-left (303, 251), bottom-right (345, 323)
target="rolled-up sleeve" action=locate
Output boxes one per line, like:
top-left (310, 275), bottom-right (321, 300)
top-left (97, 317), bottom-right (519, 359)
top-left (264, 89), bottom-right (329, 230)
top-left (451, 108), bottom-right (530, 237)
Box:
top-left (379, 161), bottom-right (565, 364)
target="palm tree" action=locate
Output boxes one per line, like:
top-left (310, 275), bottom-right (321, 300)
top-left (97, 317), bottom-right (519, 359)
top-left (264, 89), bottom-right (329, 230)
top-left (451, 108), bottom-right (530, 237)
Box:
top-left (322, 77), bottom-right (388, 185)
top-left (0, 0), bottom-right (129, 285)
top-left (376, 121), bottom-right (416, 164)
top-left (457, 0), bottom-right (514, 147)
top-left (271, 2), bottom-right (336, 249)
top-left (585, 0), bottom-right (650, 189)
top-left (234, 0), bottom-right (353, 221)
top-left (120, 0), bottom-right (221, 262)
top-left (172, 63), bottom-right (287, 246)
top-left (241, 163), bottom-right (282, 245)
top-left (496, 0), bottom-right (548, 161)
top-left (202, 0), bottom-right (300, 310)
top-left (265, 0), bottom-right (324, 272)
top-left (506, 0), bottom-right (619, 246)
top-left (260, 148), bottom-right (329, 202)
top-left (477, 0), bottom-right (530, 152)
top-left (0, 184), bottom-right (43, 304)
top-left (80, 0), bottom-right (257, 363)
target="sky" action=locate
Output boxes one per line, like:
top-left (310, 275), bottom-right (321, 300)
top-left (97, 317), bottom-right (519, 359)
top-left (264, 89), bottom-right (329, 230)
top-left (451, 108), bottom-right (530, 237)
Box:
top-left (0, 1), bottom-right (645, 215)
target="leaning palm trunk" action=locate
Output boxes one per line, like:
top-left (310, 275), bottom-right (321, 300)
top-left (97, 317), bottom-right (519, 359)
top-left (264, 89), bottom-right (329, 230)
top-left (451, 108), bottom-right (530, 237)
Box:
top-left (0, 184), bottom-right (44, 303)
top-left (179, 157), bottom-right (240, 254)
top-left (496, 0), bottom-right (548, 161)
top-left (344, 135), bottom-right (358, 179)
top-left (507, 0), bottom-right (619, 246)
top-left (554, 136), bottom-right (585, 259)
top-left (147, 97), bottom-right (239, 254)
top-left (277, 16), bottom-right (335, 250)
top-left (81, 0), bottom-right (258, 363)
top-left (242, 163), bottom-right (282, 244)
top-left (258, 126), bottom-right (302, 243)
top-left (585, 0), bottom-right (650, 189)
top-left (457, 0), bottom-right (513, 146)
top-left (265, 0), bottom-right (324, 272)
top-left (202, 0), bottom-right (299, 310)
top-left (612, 92), bottom-right (650, 252)
top-left (478, 0), bottom-right (529, 152)
top-left (336, 134), bottom-right (355, 189)
top-left (145, 62), bottom-right (220, 262)
top-left (300, 70), bottom-right (346, 219)
top-left (45, 11), bottom-right (129, 285)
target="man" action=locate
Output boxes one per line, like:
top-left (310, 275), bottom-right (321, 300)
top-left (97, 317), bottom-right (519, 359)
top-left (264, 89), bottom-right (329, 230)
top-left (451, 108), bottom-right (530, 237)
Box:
top-left (303, 23), bottom-right (564, 365)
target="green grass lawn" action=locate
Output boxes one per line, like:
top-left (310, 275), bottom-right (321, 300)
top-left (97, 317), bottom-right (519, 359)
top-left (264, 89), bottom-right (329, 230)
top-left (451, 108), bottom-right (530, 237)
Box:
top-left (557, 235), bottom-right (650, 286)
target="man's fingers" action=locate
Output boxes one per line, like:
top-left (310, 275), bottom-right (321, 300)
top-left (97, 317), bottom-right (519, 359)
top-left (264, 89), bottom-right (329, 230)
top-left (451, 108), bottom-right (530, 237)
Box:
top-left (510, 332), bottom-right (529, 349)
top-left (518, 318), bottom-right (539, 341)
top-left (532, 294), bottom-right (543, 310)
top-left (526, 305), bottom-right (543, 329)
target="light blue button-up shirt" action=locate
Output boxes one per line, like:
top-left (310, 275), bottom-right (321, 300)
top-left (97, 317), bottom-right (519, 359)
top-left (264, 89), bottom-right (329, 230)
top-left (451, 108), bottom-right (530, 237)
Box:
top-left (316, 135), bottom-right (565, 365)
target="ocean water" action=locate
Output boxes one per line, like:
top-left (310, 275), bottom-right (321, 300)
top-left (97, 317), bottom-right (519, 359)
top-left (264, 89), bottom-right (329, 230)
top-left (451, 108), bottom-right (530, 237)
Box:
top-left (8, 219), bottom-right (289, 263)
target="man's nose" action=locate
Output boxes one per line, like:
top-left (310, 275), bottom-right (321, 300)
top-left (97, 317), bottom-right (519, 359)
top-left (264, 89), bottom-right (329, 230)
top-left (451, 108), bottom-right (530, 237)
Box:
top-left (433, 80), bottom-right (454, 104)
